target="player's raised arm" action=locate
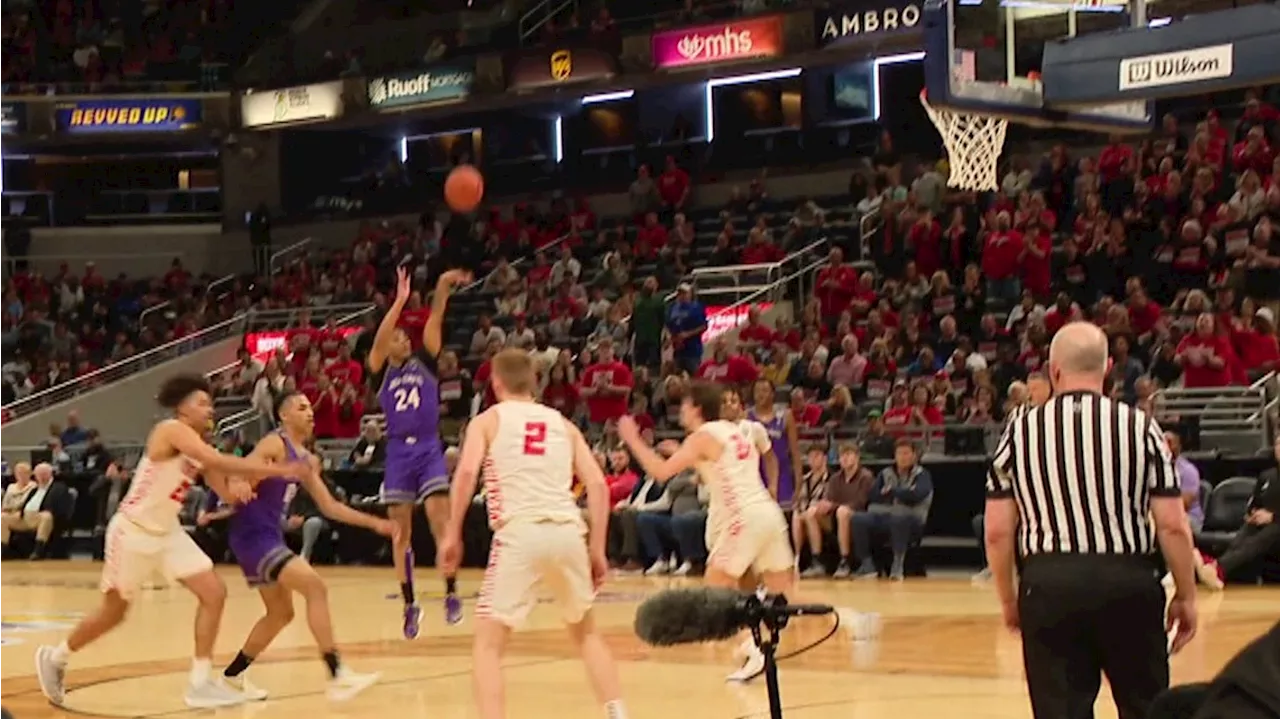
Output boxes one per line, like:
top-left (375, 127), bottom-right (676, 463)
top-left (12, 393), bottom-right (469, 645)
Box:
top-left (367, 267), bottom-right (412, 374)
top-left (424, 269), bottom-right (472, 357)
top-left (159, 420), bottom-right (305, 481)
top-left (567, 420), bottom-right (609, 560)
top-left (616, 415), bottom-right (714, 482)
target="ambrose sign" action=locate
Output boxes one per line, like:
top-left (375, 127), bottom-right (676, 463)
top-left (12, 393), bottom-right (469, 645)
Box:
top-left (816, 1), bottom-right (922, 47)
top-left (652, 16), bottom-right (784, 70)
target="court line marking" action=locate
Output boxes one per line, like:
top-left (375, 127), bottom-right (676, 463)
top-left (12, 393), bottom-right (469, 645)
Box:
top-left (44, 657), bottom-right (569, 719)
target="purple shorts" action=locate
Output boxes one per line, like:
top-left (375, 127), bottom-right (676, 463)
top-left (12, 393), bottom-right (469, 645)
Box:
top-left (228, 528), bottom-right (295, 587)
top-left (383, 438), bottom-right (450, 504)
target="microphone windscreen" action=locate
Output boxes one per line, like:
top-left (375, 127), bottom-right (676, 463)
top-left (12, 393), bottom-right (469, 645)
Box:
top-left (633, 586), bottom-right (748, 646)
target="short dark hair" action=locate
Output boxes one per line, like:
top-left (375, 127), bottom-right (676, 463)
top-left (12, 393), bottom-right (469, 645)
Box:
top-left (157, 373), bottom-right (212, 410)
top-left (275, 390), bottom-right (304, 423)
top-left (894, 437), bottom-right (917, 453)
top-left (687, 381), bottom-right (724, 422)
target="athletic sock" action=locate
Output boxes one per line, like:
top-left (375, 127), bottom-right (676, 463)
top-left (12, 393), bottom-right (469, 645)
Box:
top-left (604, 699), bottom-right (629, 719)
top-left (50, 640), bottom-right (72, 664)
top-left (322, 651), bottom-right (341, 679)
top-left (445, 576), bottom-right (457, 595)
top-left (224, 651), bottom-right (254, 678)
top-left (190, 657), bottom-right (212, 686)
top-left (401, 581), bottom-right (415, 605)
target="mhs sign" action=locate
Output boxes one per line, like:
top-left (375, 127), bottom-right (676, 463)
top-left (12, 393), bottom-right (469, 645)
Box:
top-left (817, 1), bottom-right (921, 46)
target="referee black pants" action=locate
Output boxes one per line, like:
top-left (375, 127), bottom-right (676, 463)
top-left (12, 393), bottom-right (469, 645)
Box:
top-left (1018, 554), bottom-right (1169, 719)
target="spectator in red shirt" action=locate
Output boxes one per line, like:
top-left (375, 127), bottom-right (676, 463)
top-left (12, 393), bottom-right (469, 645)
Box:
top-left (740, 228), bottom-right (784, 265)
top-left (909, 211), bottom-right (943, 279)
top-left (325, 343), bottom-right (363, 387)
top-left (579, 338), bottom-right (633, 425)
top-left (1176, 313), bottom-right (1235, 388)
top-left (312, 377), bottom-right (339, 438)
top-left (814, 247), bottom-right (857, 320)
top-left (333, 383), bottom-right (365, 439)
top-left (1043, 292), bottom-right (1083, 337)
top-left (634, 212), bottom-right (669, 259)
top-left (1234, 307), bottom-right (1280, 379)
top-left (605, 448), bottom-right (639, 505)
top-left (696, 340), bottom-right (759, 385)
top-left (541, 364), bottom-right (580, 418)
top-left (788, 388), bottom-right (823, 428)
top-left (1097, 136), bottom-right (1134, 183)
top-left (1126, 287), bottom-right (1163, 340)
top-left (737, 306), bottom-right (776, 356)
top-left (657, 155), bottom-right (690, 211)
top-left (982, 212), bottom-right (1024, 303)
top-left (1019, 222), bottom-right (1052, 299)
top-left (1233, 126), bottom-right (1274, 177)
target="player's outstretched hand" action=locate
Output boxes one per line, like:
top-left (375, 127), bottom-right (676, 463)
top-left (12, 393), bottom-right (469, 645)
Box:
top-left (395, 266), bottom-right (411, 302)
top-left (226, 477), bottom-right (255, 505)
top-left (437, 536), bottom-right (463, 576)
top-left (589, 550), bottom-right (609, 590)
top-left (616, 416), bottom-right (641, 444)
top-left (438, 268), bottom-right (473, 290)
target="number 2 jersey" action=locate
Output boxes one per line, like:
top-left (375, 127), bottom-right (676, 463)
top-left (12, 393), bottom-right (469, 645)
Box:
top-left (481, 400), bottom-right (584, 532)
top-left (117, 451), bottom-right (203, 534)
top-left (377, 350), bottom-right (442, 443)
top-left (695, 420), bottom-right (784, 543)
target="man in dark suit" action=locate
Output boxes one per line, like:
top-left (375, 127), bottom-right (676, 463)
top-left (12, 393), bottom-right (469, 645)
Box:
top-left (0, 463), bottom-right (74, 559)
top-left (89, 461), bottom-right (130, 559)
top-left (1203, 435), bottom-right (1280, 584)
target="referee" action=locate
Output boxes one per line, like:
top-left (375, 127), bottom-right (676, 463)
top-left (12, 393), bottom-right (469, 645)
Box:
top-left (985, 322), bottom-right (1199, 719)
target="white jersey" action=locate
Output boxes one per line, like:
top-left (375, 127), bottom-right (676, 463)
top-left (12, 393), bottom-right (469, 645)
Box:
top-left (738, 419), bottom-right (772, 456)
top-left (482, 401), bottom-right (583, 531)
top-left (695, 420), bottom-right (780, 537)
top-left (117, 452), bottom-right (202, 534)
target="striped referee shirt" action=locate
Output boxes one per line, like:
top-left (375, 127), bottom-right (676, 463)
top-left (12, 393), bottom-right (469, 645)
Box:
top-left (987, 390), bottom-right (1181, 557)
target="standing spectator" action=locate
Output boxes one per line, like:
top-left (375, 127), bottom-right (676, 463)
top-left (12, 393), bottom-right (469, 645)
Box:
top-left (666, 283), bottom-right (707, 375)
top-left (814, 247), bottom-right (857, 320)
top-left (580, 338), bottom-right (634, 426)
top-left (628, 164), bottom-right (661, 219)
top-left (631, 277), bottom-right (665, 369)
top-left (1175, 313), bottom-right (1234, 388)
top-left (657, 155), bottom-right (691, 215)
top-left (983, 212), bottom-right (1024, 304)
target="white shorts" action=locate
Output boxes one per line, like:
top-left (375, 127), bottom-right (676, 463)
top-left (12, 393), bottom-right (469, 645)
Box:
top-left (476, 520), bottom-right (594, 629)
top-left (100, 515), bottom-right (213, 600)
top-left (707, 504), bottom-right (794, 579)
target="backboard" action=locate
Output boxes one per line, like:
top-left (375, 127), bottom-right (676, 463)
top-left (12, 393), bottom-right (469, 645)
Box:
top-left (922, 0), bottom-right (1153, 132)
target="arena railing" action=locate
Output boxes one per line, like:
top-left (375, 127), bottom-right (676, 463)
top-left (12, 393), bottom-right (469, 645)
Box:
top-left (1, 315), bottom-right (248, 420)
top-left (1153, 376), bottom-right (1272, 456)
top-left (269, 238), bottom-right (314, 276)
top-left (857, 206), bottom-right (884, 262)
top-left (677, 236), bottom-right (832, 305)
top-left (459, 234), bottom-right (572, 294)
top-left (139, 272), bottom-right (238, 327)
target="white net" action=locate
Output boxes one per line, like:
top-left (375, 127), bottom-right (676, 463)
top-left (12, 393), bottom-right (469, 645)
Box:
top-left (920, 89), bottom-right (1009, 192)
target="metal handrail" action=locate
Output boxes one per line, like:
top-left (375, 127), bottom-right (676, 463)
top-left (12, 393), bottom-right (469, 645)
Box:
top-left (1, 314), bottom-right (247, 418)
top-left (858, 206), bottom-right (883, 261)
top-left (666, 236), bottom-right (830, 302)
top-left (139, 272), bottom-right (237, 326)
top-left (269, 238), bottom-right (313, 276)
top-left (460, 234), bottom-right (570, 293)
top-left (215, 407), bottom-right (261, 436)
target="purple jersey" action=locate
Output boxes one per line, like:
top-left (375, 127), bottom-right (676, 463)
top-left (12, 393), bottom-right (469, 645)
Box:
top-left (750, 409), bottom-right (795, 505)
top-left (378, 351), bottom-right (442, 442)
top-left (228, 432), bottom-right (300, 586)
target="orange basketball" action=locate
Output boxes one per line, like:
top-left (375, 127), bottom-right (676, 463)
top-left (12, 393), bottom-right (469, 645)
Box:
top-left (444, 164), bottom-right (485, 213)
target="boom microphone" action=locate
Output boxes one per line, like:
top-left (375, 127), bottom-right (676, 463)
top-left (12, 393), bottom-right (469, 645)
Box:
top-left (633, 586), bottom-right (834, 647)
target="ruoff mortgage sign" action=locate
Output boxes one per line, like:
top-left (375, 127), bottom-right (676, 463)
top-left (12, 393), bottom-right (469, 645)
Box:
top-left (367, 61), bottom-right (476, 110)
top-left (816, 0), bottom-right (922, 47)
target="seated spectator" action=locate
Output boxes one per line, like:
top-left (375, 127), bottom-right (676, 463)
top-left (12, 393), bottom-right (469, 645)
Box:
top-left (0, 462), bottom-right (73, 559)
top-left (285, 474), bottom-right (338, 562)
top-left (794, 447), bottom-right (830, 577)
top-left (1166, 432), bottom-right (1203, 534)
top-left (2, 461), bottom-right (36, 526)
top-left (1203, 435), bottom-right (1280, 585)
top-left (634, 463), bottom-right (707, 577)
top-left (850, 439), bottom-right (934, 580)
top-left (604, 450), bottom-right (645, 569)
top-left (804, 443), bottom-right (875, 578)
top-left (348, 421), bottom-right (387, 469)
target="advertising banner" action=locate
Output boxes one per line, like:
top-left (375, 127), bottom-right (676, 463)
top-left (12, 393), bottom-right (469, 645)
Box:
top-left (241, 81), bottom-right (344, 128)
top-left (704, 302), bottom-right (774, 344)
top-left (651, 16), bottom-right (784, 70)
top-left (1, 102), bottom-right (23, 134)
top-left (506, 46), bottom-right (618, 90)
top-left (53, 98), bottom-right (202, 134)
top-left (1118, 44), bottom-right (1234, 92)
top-left (815, 0), bottom-right (922, 47)
top-left (368, 61), bottom-right (476, 109)
top-left (245, 328), bottom-right (360, 358)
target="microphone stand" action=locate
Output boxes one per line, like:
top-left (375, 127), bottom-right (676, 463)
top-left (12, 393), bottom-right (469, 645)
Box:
top-left (745, 595), bottom-right (789, 719)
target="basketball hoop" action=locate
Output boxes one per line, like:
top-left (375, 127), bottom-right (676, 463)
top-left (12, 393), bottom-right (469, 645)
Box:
top-left (920, 89), bottom-right (1009, 192)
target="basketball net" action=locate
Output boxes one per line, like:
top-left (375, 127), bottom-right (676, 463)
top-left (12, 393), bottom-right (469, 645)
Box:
top-left (920, 89), bottom-right (1008, 192)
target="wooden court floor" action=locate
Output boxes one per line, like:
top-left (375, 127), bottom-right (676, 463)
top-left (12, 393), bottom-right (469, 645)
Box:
top-left (1, 563), bottom-right (1276, 719)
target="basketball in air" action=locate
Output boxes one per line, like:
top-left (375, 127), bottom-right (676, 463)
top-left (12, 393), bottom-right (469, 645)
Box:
top-left (445, 164), bottom-right (485, 213)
